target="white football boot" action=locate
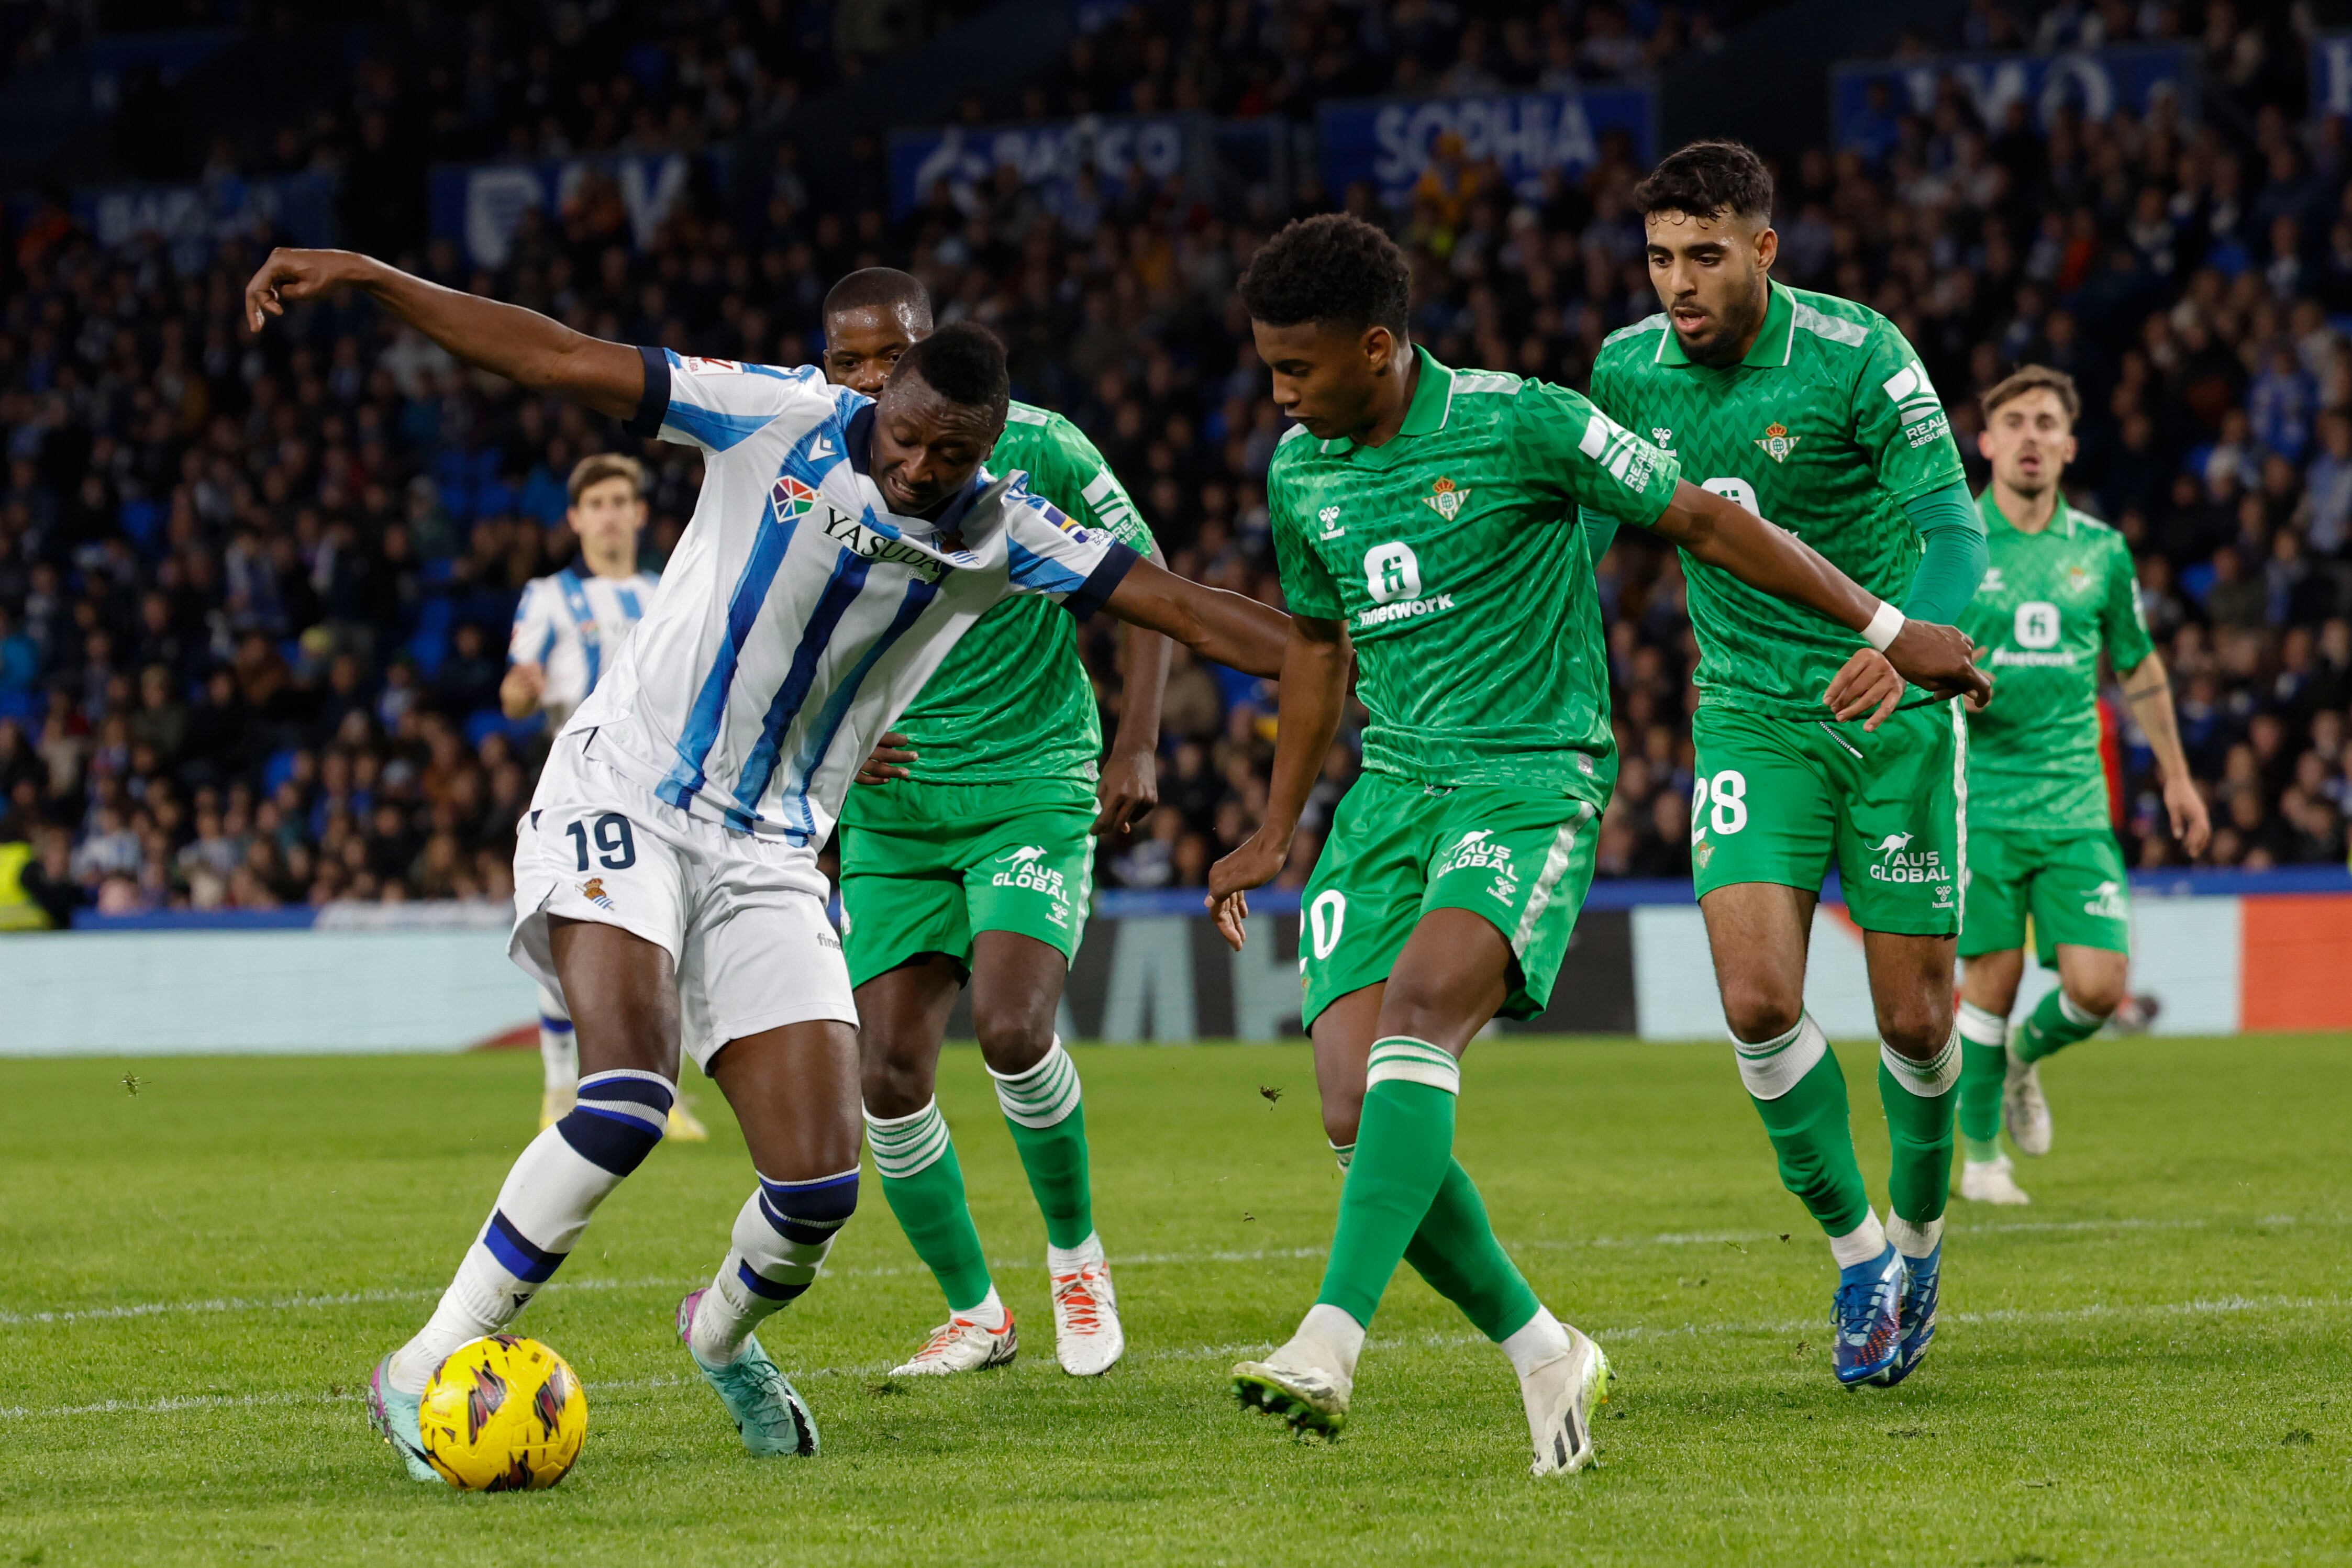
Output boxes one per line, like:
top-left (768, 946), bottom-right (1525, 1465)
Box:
top-left (1051, 1256), bottom-right (1125, 1375)
top-left (1959, 1154), bottom-right (2032, 1205)
top-left (1521, 1325), bottom-right (1612, 1477)
top-left (2003, 1029), bottom-right (2053, 1157)
top-left (890, 1305), bottom-right (1018, 1376)
top-left (1232, 1314), bottom-right (1355, 1438)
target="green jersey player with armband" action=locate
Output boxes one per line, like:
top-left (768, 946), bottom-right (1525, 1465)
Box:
top-left (1952, 366), bottom-right (2210, 1206)
top-left (1584, 140), bottom-right (1994, 1389)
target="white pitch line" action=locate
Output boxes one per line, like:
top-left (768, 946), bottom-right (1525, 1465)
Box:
top-left (2, 1294), bottom-right (2344, 1425)
top-left (6, 1217), bottom-right (2339, 1333)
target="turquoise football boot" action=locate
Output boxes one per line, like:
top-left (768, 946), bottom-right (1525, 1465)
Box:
top-left (676, 1290), bottom-right (818, 1456)
top-left (366, 1353), bottom-right (444, 1483)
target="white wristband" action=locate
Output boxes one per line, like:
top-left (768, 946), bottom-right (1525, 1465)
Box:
top-left (1862, 600), bottom-right (1906, 652)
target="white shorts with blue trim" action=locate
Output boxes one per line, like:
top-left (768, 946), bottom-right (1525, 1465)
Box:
top-left (511, 729), bottom-right (856, 1072)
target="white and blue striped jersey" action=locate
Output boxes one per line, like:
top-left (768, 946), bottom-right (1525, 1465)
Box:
top-left (509, 566), bottom-right (660, 729)
top-left (567, 349), bottom-right (1140, 846)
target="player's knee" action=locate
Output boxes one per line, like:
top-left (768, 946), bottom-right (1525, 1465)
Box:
top-left (970, 999), bottom-right (1053, 1075)
top-left (1320, 1097), bottom-right (1363, 1150)
top-left (1875, 994), bottom-right (1951, 1058)
top-left (1721, 983), bottom-right (1802, 1045)
top-left (2064, 973), bottom-right (2125, 1020)
top-left (859, 1039), bottom-right (934, 1121)
top-left (556, 1069), bottom-right (674, 1175)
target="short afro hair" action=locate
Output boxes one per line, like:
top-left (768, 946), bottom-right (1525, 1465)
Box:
top-left (823, 267), bottom-right (933, 331)
top-left (890, 320), bottom-right (1008, 420)
top-left (1238, 213), bottom-right (1411, 336)
top-left (1632, 139), bottom-right (1774, 226)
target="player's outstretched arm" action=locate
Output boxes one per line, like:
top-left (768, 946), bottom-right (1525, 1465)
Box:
top-left (244, 249), bottom-right (643, 419)
top-left (1649, 480), bottom-right (1992, 721)
top-left (1204, 614), bottom-right (1349, 951)
top-left (2117, 651), bottom-right (2212, 856)
top-left (1099, 556), bottom-right (1290, 680)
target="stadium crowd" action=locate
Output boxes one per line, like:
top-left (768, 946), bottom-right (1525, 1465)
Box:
top-left (3, 0), bottom-right (2350, 921)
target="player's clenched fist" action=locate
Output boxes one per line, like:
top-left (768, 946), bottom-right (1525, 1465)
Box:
top-left (245, 248), bottom-right (369, 331)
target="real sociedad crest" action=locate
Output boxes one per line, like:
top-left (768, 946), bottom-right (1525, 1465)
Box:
top-left (1754, 421), bottom-right (1800, 463)
top-left (1423, 475), bottom-right (1470, 520)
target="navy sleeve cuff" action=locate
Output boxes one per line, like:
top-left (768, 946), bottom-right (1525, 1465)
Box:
top-left (1062, 541), bottom-right (1141, 619)
top-left (622, 346), bottom-right (670, 440)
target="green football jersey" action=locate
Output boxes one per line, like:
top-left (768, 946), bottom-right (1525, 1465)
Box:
top-left (1958, 490), bottom-right (2153, 833)
top-left (882, 401), bottom-right (1156, 786)
top-left (1587, 281), bottom-right (1967, 717)
top-left (1268, 346), bottom-right (1682, 801)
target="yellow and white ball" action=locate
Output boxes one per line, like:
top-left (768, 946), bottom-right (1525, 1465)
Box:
top-left (418, 1335), bottom-right (586, 1491)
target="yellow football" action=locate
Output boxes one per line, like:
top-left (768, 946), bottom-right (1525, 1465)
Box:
top-left (417, 1335), bottom-right (586, 1491)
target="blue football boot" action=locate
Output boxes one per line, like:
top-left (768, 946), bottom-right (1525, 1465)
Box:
top-left (676, 1289), bottom-right (819, 1456)
top-left (1879, 1245), bottom-right (1941, 1387)
top-left (1830, 1245), bottom-right (1905, 1387)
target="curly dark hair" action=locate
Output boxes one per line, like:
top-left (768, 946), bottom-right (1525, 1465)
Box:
top-left (1631, 139), bottom-right (1774, 225)
top-left (1238, 213), bottom-right (1411, 335)
top-left (891, 320), bottom-right (1009, 418)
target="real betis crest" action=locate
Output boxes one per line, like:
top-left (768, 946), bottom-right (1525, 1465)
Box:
top-left (2066, 563), bottom-right (2090, 594)
top-left (770, 473), bottom-right (820, 521)
top-left (1754, 421), bottom-right (1800, 463)
top-left (1423, 475), bottom-right (1471, 520)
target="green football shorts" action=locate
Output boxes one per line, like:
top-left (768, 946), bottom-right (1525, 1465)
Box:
top-left (1299, 770), bottom-right (1600, 1031)
top-left (1689, 699), bottom-right (1966, 938)
top-left (837, 777), bottom-right (1097, 988)
top-left (1958, 826), bottom-right (2130, 963)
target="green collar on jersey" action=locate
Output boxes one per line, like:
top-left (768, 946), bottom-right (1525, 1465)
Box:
top-left (1313, 344), bottom-right (1457, 468)
top-left (1977, 486), bottom-right (2077, 538)
top-left (1655, 280), bottom-right (1796, 370)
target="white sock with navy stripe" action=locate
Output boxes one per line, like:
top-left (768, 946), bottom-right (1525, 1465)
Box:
top-left (537, 984), bottom-right (577, 1095)
top-left (387, 1069), bottom-right (672, 1394)
top-left (689, 1167), bottom-right (861, 1365)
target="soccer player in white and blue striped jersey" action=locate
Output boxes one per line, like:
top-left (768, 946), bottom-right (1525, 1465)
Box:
top-left (244, 246), bottom-right (1290, 1472)
top-left (501, 453), bottom-right (711, 1140)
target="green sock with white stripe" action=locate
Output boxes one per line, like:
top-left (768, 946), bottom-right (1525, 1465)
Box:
top-left (1735, 1013), bottom-right (1872, 1238)
top-left (2015, 986), bottom-right (2107, 1063)
top-left (864, 1099), bottom-right (993, 1313)
top-left (1315, 1038), bottom-right (1461, 1329)
top-left (1327, 1141), bottom-right (1542, 1343)
top-left (990, 1038), bottom-right (1093, 1251)
top-left (1878, 1025), bottom-right (1962, 1245)
top-left (1956, 999), bottom-right (2009, 1162)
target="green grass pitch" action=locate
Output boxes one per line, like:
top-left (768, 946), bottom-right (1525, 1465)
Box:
top-left (2, 1036), bottom-right (2347, 1566)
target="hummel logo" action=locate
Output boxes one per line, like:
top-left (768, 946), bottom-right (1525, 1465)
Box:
top-left (1317, 505), bottom-right (1345, 539)
top-left (1651, 427), bottom-right (1673, 449)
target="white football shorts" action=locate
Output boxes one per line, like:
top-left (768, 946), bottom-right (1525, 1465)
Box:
top-left (511, 728), bottom-right (856, 1071)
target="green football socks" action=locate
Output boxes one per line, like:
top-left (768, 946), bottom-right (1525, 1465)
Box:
top-left (990, 1040), bottom-right (1094, 1250)
top-left (1956, 999), bottom-right (2009, 1161)
top-left (1878, 1025), bottom-right (1962, 1240)
top-left (1315, 1038), bottom-right (1463, 1329)
top-left (2015, 986), bottom-right (2107, 1063)
top-left (863, 1099), bottom-right (994, 1313)
top-left (1329, 1141), bottom-right (1543, 1344)
top-left (1735, 1013), bottom-right (1872, 1238)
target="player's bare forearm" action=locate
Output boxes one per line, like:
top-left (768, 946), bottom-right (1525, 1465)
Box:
top-left (1109, 546), bottom-right (1174, 761)
top-left (244, 248), bottom-right (642, 419)
top-left (1652, 482), bottom-right (1990, 704)
top-left (2119, 653), bottom-right (2189, 782)
top-left (1205, 618), bottom-right (1346, 949)
top-left (498, 663), bottom-right (545, 721)
top-left (1101, 558), bottom-right (1289, 677)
